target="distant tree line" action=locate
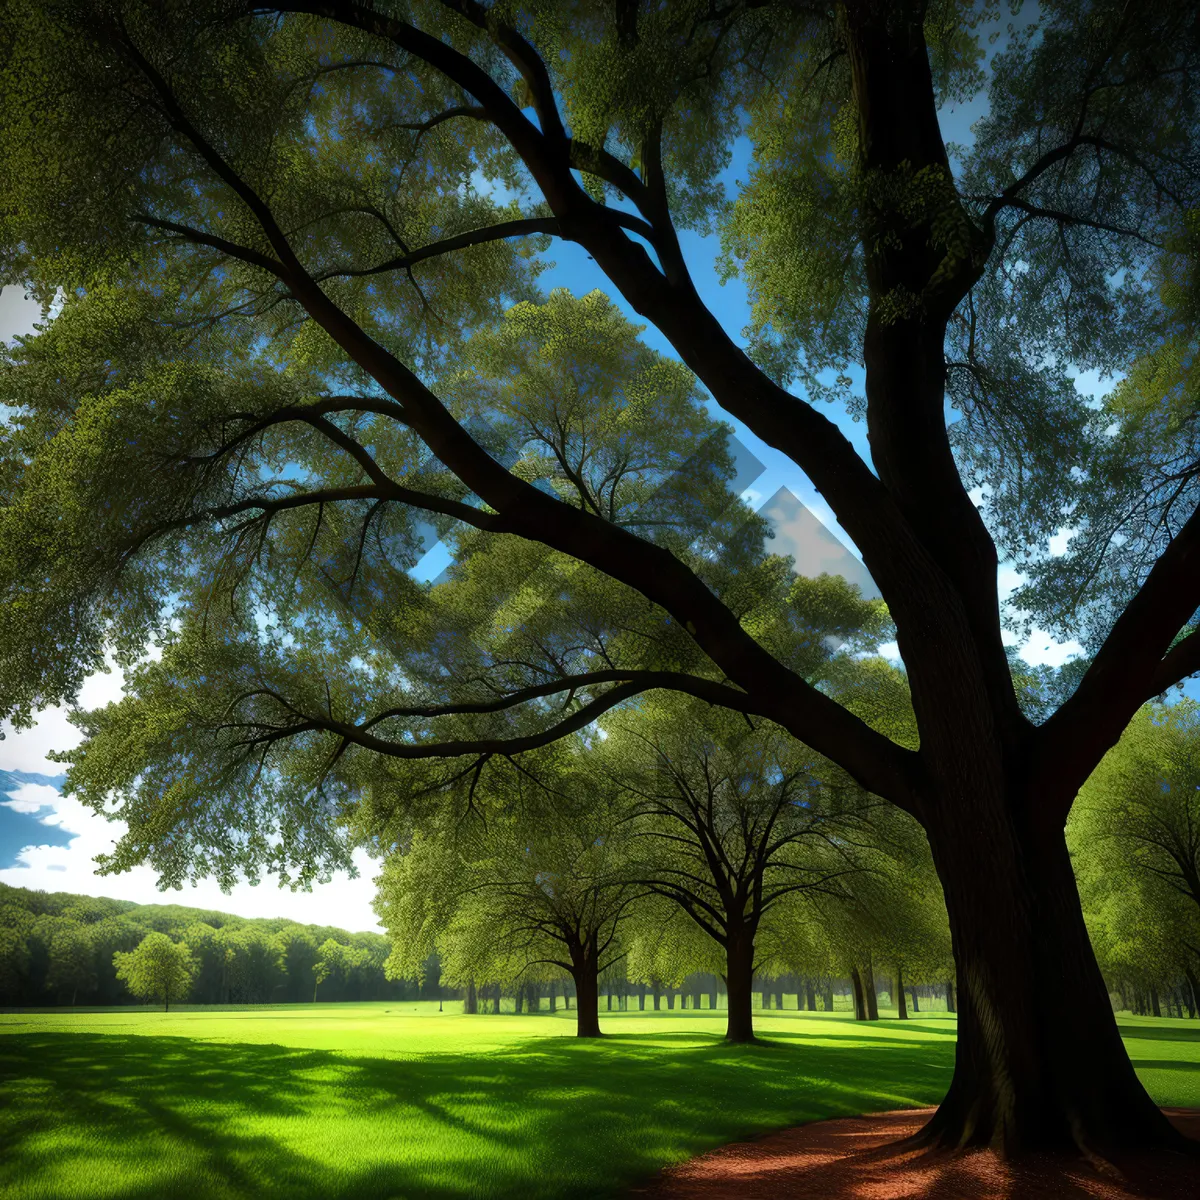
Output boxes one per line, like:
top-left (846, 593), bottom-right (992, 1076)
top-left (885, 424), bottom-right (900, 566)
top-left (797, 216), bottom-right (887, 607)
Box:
top-left (0, 883), bottom-right (428, 1008)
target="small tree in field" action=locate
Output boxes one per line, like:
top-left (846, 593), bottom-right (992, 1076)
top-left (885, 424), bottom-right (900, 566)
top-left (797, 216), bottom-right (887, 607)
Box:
top-left (113, 932), bottom-right (195, 1012)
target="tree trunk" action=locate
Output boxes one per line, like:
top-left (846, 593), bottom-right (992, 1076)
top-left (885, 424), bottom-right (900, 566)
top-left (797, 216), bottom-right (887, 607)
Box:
top-left (917, 814), bottom-right (1189, 1156)
top-left (666, 990), bottom-right (674, 1010)
top-left (850, 967), bottom-right (867, 1021)
top-left (569, 939), bottom-right (602, 1038)
top-left (465, 979), bottom-right (478, 1015)
top-left (806, 980), bottom-right (817, 1012)
top-left (724, 932), bottom-right (756, 1043)
top-left (710, 981), bottom-right (719, 1011)
top-left (548, 981), bottom-right (556, 1013)
top-left (864, 960), bottom-right (880, 1020)
top-left (945, 979), bottom-right (956, 1013)
top-left (1185, 967), bottom-right (1199, 1019)
top-left (910, 985), bottom-right (920, 1013)
top-left (1150, 985), bottom-right (1162, 1018)
top-left (652, 985), bottom-right (660, 1010)
top-left (896, 964), bottom-right (908, 1019)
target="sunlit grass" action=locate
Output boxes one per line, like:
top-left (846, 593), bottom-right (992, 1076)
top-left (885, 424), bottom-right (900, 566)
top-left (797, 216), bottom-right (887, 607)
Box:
top-left (1, 1003), bottom-right (1197, 1199)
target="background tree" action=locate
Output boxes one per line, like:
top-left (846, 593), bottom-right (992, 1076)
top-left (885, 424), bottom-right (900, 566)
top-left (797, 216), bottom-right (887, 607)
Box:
top-left (5, 0), bottom-right (1200, 1157)
top-left (603, 696), bottom-right (876, 1041)
top-left (373, 757), bottom-right (641, 1037)
top-left (113, 932), bottom-right (196, 1011)
top-left (45, 925), bottom-right (97, 1007)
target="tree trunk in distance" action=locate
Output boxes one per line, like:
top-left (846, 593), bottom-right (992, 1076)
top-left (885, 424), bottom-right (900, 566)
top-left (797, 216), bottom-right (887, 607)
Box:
top-left (571, 953), bottom-right (602, 1038)
top-left (823, 983), bottom-right (834, 1012)
top-left (850, 968), bottom-right (867, 1021)
top-left (774, 986), bottom-right (784, 1010)
top-left (710, 981), bottom-right (718, 1011)
top-left (1150, 985), bottom-right (1161, 1018)
top-left (1185, 967), bottom-right (1199, 1019)
top-left (666, 990), bottom-right (674, 1010)
top-left (638, 986), bottom-right (645, 1011)
top-left (896, 964), bottom-right (908, 1019)
top-left (806, 980), bottom-right (817, 1012)
top-left (910, 986), bottom-right (920, 1013)
top-left (864, 962), bottom-right (880, 1021)
top-left (945, 980), bottom-right (956, 1013)
top-left (724, 933), bottom-right (757, 1043)
top-left (652, 984), bottom-right (660, 1010)
top-left (548, 982), bottom-right (556, 1013)
top-left (466, 979), bottom-right (478, 1014)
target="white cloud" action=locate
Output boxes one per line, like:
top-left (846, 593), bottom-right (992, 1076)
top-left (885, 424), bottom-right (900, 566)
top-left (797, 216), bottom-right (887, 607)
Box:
top-left (1018, 630), bottom-right (1085, 668)
top-left (0, 776), bottom-right (384, 930)
top-left (0, 783), bottom-right (63, 814)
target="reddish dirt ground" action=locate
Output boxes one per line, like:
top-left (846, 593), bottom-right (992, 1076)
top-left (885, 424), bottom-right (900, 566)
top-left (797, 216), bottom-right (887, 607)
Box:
top-left (629, 1108), bottom-right (1200, 1199)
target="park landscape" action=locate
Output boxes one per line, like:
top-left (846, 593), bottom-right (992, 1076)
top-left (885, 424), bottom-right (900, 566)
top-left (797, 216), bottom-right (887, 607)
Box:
top-left (4, 0), bottom-right (1200, 1196)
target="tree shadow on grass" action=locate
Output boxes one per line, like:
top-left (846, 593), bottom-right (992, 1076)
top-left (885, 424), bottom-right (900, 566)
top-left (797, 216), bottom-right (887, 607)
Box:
top-left (0, 1029), bottom-right (957, 1200)
top-left (1119, 1024), bottom-right (1200, 1044)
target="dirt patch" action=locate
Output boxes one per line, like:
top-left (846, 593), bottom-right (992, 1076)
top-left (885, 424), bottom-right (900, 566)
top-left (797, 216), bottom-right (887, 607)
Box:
top-left (629, 1108), bottom-right (1200, 1199)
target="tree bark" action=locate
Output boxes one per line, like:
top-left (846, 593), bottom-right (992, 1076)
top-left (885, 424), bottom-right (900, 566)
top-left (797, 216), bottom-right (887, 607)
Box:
top-left (569, 939), bottom-right (602, 1038)
top-left (864, 960), bottom-right (880, 1021)
top-left (806, 980), bottom-right (817, 1012)
top-left (1185, 967), bottom-right (1199, 1019)
top-left (652, 984), bottom-right (660, 1011)
top-left (465, 979), bottom-right (478, 1015)
top-left (917, 815), bottom-right (1189, 1155)
top-left (850, 967), bottom-right (867, 1021)
top-left (1150, 985), bottom-right (1162, 1018)
top-left (946, 979), bottom-right (956, 1013)
top-left (910, 986), bottom-right (920, 1013)
top-left (896, 964), bottom-right (908, 1020)
top-left (724, 932), bottom-right (756, 1043)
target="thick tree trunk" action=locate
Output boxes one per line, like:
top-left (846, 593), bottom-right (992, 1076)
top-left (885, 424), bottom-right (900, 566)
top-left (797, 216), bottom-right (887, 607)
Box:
top-left (652, 984), bottom-right (660, 1011)
top-left (850, 967), bottom-right (867, 1021)
top-left (569, 949), bottom-right (603, 1038)
top-left (724, 933), bottom-right (756, 1043)
top-left (918, 815), bottom-right (1190, 1156)
top-left (896, 964), bottom-right (908, 1020)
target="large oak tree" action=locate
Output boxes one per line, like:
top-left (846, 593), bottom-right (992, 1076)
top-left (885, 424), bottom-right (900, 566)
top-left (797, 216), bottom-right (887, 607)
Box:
top-left (3, 0), bottom-right (1200, 1158)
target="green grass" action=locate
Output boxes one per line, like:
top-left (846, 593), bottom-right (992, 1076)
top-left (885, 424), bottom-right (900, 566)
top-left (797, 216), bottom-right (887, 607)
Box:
top-left (1, 1004), bottom-right (1197, 1200)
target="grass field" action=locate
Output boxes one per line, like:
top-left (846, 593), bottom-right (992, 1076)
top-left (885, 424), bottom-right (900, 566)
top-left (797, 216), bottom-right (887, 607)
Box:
top-left (2, 1004), bottom-right (1198, 1200)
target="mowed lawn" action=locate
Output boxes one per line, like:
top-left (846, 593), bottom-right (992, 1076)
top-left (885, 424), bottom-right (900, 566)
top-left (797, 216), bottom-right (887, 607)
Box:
top-left (1, 1005), bottom-right (1198, 1200)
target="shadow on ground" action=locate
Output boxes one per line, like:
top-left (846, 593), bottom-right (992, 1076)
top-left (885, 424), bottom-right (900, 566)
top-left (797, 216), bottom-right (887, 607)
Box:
top-left (0, 1024), bottom-right (955, 1200)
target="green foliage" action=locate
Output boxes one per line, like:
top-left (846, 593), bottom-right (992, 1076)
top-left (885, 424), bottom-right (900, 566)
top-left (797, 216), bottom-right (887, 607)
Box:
top-left (0, 882), bottom-right (405, 1007)
top-left (1071, 700), bottom-right (1200, 996)
top-left (113, 931), bottom-right (197, 1010)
